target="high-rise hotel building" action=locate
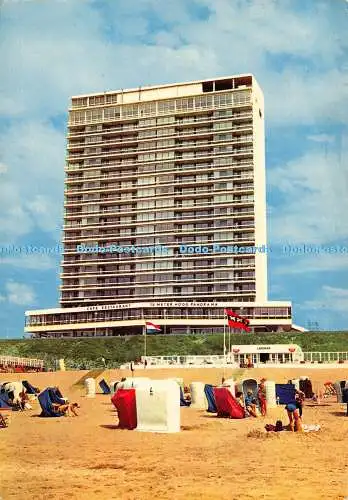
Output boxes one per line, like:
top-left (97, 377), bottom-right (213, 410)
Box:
top-left (25, 75), bottom-right (301, 338)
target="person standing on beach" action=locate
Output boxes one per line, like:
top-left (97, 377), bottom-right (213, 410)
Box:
top-left (257, 379), bottom-right (267, 416)
top-left (285, 403), bottom-right (303, 432)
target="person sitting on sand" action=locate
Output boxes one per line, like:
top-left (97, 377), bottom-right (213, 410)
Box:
top-left (183, 386), bottom-right (191, 403)
top-left (19, 391), bottom-right (32, 411)
top-left (235, 391), bottom-right (244, 407)
top-left (244, 390), bottom-right (258, 417)
top-left (52, 402), bottom-right (80, 417)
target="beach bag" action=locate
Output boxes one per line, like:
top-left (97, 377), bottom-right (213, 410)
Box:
top-left (275, 420), bottom-right (283, 431)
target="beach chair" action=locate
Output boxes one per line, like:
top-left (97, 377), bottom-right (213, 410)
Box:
top-left (22, 380), bottom-right (38, 395)
top-left (99, 379), bottom-right (111, 395)
top-left (213, 387), bottom-right (245, 419)
top-left (204, 384), bottom-right (217, 413)
top-left (111, 389), bottom-right (137, 430)
top-left (38, 388), bottom-right (65, 417)
top-left (342, 388), bottom-right (348, 416)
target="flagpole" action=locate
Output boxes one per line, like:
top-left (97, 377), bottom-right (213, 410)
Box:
top-left (143, 324), bottom-right (147, 359)
top-left (223, 310), bottom-right (227, 370)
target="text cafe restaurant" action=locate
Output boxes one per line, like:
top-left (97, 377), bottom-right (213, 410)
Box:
top-left (230, 344), bottom-right (304, 364)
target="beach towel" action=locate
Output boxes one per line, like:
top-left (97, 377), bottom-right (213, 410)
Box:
top-left (303, 424), bottom-right (321, 432)
top-left (204, 384), bottom-right (217, 413)
top-left (275, 384), bottom-right (296, 405)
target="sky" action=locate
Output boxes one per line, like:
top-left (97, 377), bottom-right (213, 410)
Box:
top-left (0, 0), bottom-right (347, 338)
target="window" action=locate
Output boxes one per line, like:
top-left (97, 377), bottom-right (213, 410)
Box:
top-left (105, 94), bottom-right (117, 104)
top-left (157, 101), bottom-right (175, 115)
top-left (89, 95), bottom-right (105, 106)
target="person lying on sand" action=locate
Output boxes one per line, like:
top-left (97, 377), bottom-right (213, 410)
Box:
top-left (52, 402), bottom-right (80, 417)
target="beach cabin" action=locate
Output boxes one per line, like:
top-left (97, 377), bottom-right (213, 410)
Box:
top-left (230, 344), bottom-right (303, 365)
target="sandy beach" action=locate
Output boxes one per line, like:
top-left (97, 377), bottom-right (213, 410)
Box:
top-left (0, 367), bottom-right (347, 500)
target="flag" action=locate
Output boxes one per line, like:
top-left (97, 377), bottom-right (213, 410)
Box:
top-left (224, 309), bottom-right (251, 332)
top-left (145, 321), bottom-right (162, 334)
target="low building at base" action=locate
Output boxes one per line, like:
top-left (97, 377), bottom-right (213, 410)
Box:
top-left (24, 300), bottom-right (305, 338)
top-left (230, 343), bottom-right (303, 364)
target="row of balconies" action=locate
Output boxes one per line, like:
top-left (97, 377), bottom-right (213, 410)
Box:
top-left (65, 149), bottom-right (253, 172)
top-left (67, 126), bottom-right (252, 151)
top-left (60, 289), bottom-right (256, 301)
top-left (65, 172), bottom-right (253, 191)
top-left (60, 262), bottom-right (255, 275)
top-left (67, 137), bottom-right (254, 161)
top-left (65, 160), bottom-right (254, 184)
top-left (64, 211), bottom-right (254, 228)
top-left (61, 262), bottom-right (257, 273)
top-left (67, 122), bottom-right (253, 149)
top-left (64, 200), bottom-right (254, 218)
top-left (68, 99), bottom-right (252, 127)
top-left (71, 149), bottom-right (254, 170)
top-left (64, 186), bottom-right (254, 207)
top-left (64, 220), bottom-right (254, 233)
top-left (63, 229), bottom-right (255, 244)
top-left (63, 224), bottom-right (255, 243)
top-left (62, 235), bottom-right (256, 253)
top-left (67, 113), bottom-right (253, 141)
top-left (60, 277), bottom-right (256, 290)
top-left (65, 175), bottom-right (254, 196)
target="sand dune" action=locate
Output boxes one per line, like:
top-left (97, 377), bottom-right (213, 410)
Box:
top-left (0, 367), bottom-right (347, 500)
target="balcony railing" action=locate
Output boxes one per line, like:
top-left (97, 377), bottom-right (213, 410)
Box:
top-left (63, 186), bottom-right (254, 207)
top-left (65, 160), bottom-right (254, 184)
top-left (67, 111), bottom-right (253, 137)
top-left (67, 123), bottom-right (253, 149)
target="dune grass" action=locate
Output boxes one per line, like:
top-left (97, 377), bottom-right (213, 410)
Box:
top-left (0, 331), bottom-right (347, 370)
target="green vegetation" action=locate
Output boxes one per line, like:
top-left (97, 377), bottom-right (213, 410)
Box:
top-left (0, 331), bottom-right (347, 370)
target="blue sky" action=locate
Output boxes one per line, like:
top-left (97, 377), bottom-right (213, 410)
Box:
top-left (0, 0), bottom-right (348, 337)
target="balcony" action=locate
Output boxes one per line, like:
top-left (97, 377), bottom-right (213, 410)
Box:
top-left (66, 136), bottom-right (254, 162)
top-left (64, 160), bottom-right (254, 185)
top-left (67, 123), bottom-right (253, 151)
top-left (67, 114), bottom-right (253, 142)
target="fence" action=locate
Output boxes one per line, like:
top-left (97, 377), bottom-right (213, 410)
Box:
top-left (0, 355), bottom-right (44, 369)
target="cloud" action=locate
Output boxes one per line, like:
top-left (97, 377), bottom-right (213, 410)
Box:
top-left (268, 143), bottom-right (348, 245)
top-left (307, 134), bottom-right (335, 143)
top-left (0, 121), bottom-right (64, 244)
top-left (273, 252), bottom-right (348, 275)
top-left (2, 281), bottom-right (36, 306)
top-left (0, 163), bottom-right (8, 174)
top-left (1, 0), bottom-right (346, 125)
top-left (299, 285), bottom-right (348, 313)
top-left (0, 254), bottom-right (58, 271)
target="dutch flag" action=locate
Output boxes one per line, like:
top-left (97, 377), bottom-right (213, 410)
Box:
top-left (145, 321), bottom-right (162, 334)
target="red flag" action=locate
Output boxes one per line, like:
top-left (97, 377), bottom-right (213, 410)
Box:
top-left (224, 309), bottom-right (251, 332)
